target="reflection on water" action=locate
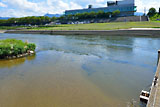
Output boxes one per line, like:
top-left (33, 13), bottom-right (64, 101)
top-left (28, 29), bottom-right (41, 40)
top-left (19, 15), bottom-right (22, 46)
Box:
top-left (0, 33), bottom-right (160, 107)
top-left (0, 55), bottom-right (36, 68)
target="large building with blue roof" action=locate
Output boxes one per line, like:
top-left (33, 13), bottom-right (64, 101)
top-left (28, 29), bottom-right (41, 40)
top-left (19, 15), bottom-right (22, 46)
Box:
top-left (65, 0), bottom-right (137, 16)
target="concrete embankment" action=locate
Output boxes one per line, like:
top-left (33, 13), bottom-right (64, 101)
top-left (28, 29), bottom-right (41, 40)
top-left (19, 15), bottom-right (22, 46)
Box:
top-left (5, 29), bottom-right (160, 37)
top-left (147, 50), bottom-right (160, 107)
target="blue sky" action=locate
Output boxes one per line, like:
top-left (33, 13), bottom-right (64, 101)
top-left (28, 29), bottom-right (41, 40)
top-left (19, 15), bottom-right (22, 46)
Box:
top-left (0, 0), bottom-right (159, 17)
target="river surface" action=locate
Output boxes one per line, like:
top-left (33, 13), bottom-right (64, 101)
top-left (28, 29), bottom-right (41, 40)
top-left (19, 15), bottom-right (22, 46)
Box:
top-left (0, 33), bottom-right (160, 107)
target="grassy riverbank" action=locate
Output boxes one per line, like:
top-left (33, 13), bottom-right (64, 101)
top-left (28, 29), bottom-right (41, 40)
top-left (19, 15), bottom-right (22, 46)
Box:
top-left (0, 26), bottom-right (27, 30)
top-left (22, 21), bottom-right (160, 30)
top-left (0, 21), bottom-right (160, 31)
top-left (0, 39), bottom-right (36, 59)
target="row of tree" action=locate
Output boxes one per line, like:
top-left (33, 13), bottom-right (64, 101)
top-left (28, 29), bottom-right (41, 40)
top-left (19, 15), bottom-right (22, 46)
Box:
top-left (0, 16), bottom-right (56, 26)
top-left (61, 10), bottom-right (120, 20)
top-left (0, 10), bottom-right (120, 26)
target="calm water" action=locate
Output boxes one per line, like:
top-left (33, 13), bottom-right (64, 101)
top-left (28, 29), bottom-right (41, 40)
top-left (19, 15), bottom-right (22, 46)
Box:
top-left (0, 33), bottom-right (160, 107)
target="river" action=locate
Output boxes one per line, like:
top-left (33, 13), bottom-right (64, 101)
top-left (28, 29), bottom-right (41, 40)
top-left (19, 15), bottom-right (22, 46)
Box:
top-left (0, 33), bottom-right (160, 107)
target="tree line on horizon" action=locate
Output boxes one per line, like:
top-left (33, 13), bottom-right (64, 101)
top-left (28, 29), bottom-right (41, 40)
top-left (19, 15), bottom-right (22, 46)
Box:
top-left (0, 16), bottom-right (53, 26)
top-left (0, 7), bottom-right (160, 26)
top-left (0, 10), bottom-right (120, 26)
top-left (60, 10), bottom-right (120, 20)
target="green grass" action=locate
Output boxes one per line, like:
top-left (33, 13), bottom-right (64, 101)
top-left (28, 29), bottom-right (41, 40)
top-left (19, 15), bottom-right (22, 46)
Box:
top-left (29, 21), bottom-right (160, 31)
top-left (0, 39), bottom-right (36, 59)
top-left (0, 26), bottom-right (28, 30)
top-left (1, 21), bottom-right (160, 31)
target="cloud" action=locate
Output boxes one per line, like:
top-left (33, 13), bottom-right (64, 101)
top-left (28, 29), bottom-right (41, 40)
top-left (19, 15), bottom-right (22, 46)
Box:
top-left (46, 0), bottom-right (82, 13)
top-left (2, 0), bottom-right (46, 13)
top-left (0, 2), bottom-right (7, 7)
top-left (1, 0), bottom-right (83, 17)
top-left (0, 0), bottom-right (160, 17)
top-left (135, 0), bottom-right (159, 13)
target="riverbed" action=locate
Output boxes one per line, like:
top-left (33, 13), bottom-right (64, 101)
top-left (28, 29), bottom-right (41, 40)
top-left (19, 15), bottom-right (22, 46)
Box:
top-left (0, 33), bottom-right (160, 107)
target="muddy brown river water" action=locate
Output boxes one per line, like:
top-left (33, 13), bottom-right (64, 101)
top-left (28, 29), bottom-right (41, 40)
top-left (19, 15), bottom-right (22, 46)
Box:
top-left (0, 33), bottom-right (160, 107)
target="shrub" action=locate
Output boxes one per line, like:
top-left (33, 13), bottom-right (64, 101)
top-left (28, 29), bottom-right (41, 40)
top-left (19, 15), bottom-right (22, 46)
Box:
top-left (149, 14), bottom-right (160, 21)
top-left (27, 43), bottom-right (36, 51)
top-left (0, 39), bottom-right (36, 58)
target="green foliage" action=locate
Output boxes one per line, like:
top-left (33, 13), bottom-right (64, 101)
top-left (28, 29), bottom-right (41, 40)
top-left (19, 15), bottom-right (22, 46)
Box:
top-left (112, 10), bottom-right (120, 17)
top-left (0, 16), bottom-right (56, 26)
top-left (97, 11), bottom-right (105, 18)
top-left (0, 10), bottom-right (122, 26)
top-left (148, 8), bottom-right (157, 17)
top-left (148, 8), bottom-right (160, 21)
top-left (0, 39), bottom-right (36, 58)
top-left (62, 11), bottom-right (116, 21)
top-left (28, 21), bottom-right (160, 31)
top-left (27, 43), bottom-right (36, 51)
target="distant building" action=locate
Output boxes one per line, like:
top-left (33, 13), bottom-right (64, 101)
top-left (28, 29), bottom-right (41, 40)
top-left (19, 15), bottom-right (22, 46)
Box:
top-left (65, 0), bottom-right (137, 17)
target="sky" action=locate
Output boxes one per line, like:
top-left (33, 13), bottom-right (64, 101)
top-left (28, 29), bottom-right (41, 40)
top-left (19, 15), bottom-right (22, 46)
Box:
top-left (0, 0), bottom-right (159, 17)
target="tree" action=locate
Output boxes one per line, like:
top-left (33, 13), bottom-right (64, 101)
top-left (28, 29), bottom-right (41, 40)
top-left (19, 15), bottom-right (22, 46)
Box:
top-left (58, 15), bottom-right (65, 21)
top-left (112, 10), bottom-right (120, 17)
top-left (66, 15), bottom-right (73, 20)
top-left (159, 8), bottom-right (160, 15)
top-left (51, 17), bottom-right (57, 22)
top-left (75, 13), bottom-right (81, 20)
top-left (105, 12), bottom-right (111, 18)
top-left (97, 11), bottom-right (105, 18)
top-left (147, 8), bottom-right (157, 17)
top-left (89, 11), bottom-right (96, 18)
top-left (7, 18), bottom-right (17, 25)
top-left (83, 12), bottom-right (90, 19)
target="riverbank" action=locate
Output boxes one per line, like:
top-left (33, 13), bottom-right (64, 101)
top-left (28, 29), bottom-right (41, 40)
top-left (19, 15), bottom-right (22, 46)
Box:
top-left (1, 21), bottom-right (160, 31)
top-left (3, 51), bottom-right (35, 60)
top-left (5, 28), bottom-right (160, 37)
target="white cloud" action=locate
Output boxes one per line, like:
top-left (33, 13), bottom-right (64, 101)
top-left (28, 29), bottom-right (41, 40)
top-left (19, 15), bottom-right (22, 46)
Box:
top-left (0, 2), bottom-right (7, 7)
top-left (1, 0), bottom-right (83, 17)
top-left (46, 0), bottom-right (82, 14)
top-left (135, 0), bottom-right (159, 13)
top-left (96, 0), bottom-right (105, 3)
top-left (0, 0), bottom-right (160, 17)
top-left (2, 0), bottom-right (46, 13)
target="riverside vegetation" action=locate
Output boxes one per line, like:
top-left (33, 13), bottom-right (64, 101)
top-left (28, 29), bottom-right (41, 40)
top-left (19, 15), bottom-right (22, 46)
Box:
top-left (0, 21), bottom-right (160, 31)
top-left (0, 39), bottom-right (36, 59)
top-left (147, 7), bottom-right (160, 21)
top-left (0, 8), bottom-right (160, 30)
top-left (0, 10), bottom-right (120, 26)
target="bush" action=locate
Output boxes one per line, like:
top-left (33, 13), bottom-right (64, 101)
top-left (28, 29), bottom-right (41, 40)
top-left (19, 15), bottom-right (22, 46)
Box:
top-left (149, 14), bottom-right (160, 21)
top-left (27, 43), bottom-right (36, 51)
top-left (0, 39), bottom-right (36, 58)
